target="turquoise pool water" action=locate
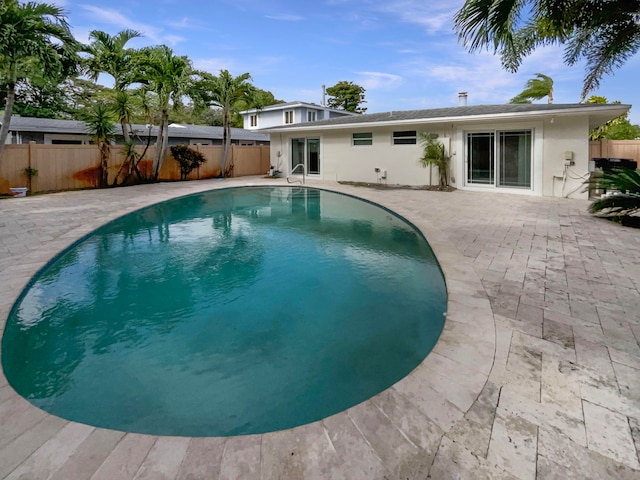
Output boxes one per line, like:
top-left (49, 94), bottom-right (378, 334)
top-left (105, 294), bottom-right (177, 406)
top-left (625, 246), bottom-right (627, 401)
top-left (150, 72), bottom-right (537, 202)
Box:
top-left (2, 186), bottom-right (447, 436)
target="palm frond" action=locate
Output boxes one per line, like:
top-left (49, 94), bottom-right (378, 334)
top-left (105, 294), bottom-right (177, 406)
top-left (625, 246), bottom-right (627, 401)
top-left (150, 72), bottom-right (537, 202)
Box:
top-left (589, 193), bottom-right (640, 217)
top-left (588, 168), bottom-right (640, 220)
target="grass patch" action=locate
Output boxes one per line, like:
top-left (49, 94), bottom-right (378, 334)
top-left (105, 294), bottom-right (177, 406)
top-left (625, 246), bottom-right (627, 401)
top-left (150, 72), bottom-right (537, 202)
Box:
top-left (338, 181), bottom-right (456, 192)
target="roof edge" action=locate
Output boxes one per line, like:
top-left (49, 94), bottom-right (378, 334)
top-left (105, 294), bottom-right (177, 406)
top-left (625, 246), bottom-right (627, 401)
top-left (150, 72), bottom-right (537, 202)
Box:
top-left (266, 104), bottom-right (631, 133)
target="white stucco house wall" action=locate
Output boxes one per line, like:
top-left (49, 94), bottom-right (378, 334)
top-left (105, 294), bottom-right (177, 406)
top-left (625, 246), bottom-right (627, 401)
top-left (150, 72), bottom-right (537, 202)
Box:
top-left (240, 101), bottom-right (358, 130)
top-left (267, 103), bottom-right (629, 199)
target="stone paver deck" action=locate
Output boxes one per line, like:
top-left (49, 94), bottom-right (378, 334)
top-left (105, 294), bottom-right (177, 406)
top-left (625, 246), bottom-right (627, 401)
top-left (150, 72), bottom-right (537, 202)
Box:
top-left (1, 177), bottom-right (639, 479)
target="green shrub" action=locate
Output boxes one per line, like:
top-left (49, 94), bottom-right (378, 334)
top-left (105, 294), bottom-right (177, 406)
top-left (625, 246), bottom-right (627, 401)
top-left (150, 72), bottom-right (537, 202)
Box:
top-left (170, 145), bottom-right (207, 180)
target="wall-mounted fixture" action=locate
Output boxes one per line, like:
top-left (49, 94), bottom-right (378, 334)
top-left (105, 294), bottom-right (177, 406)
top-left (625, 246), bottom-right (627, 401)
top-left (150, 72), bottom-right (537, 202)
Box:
top-left (564, 150), bottom-right (574, 166)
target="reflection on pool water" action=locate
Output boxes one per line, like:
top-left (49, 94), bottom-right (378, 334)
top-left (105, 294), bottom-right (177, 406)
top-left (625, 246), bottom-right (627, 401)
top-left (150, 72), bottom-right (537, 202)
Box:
top-left (2, 186), bottom-right (447, 436)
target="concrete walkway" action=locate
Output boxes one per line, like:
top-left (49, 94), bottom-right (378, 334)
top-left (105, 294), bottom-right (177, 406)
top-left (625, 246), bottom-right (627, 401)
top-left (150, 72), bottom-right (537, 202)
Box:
top-left (0, 177), bottom-right (639, 479)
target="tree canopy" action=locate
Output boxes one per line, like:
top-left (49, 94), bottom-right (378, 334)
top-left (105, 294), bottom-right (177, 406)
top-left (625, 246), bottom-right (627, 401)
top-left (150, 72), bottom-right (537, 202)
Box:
top-left (454, 0), bottom-right (640, 98)
top-left (586, 95), bottom-right (640, 140)
top-left (136, 45), bottom-right (199, 179)
top-left (510, 73), bottom-right (554, 104)
top-left (196, 70), bottom-right (259, 176)
top-left (326, 81), bottom-right (367, 113)
top-left (0, 0), bottom-right (80, 158)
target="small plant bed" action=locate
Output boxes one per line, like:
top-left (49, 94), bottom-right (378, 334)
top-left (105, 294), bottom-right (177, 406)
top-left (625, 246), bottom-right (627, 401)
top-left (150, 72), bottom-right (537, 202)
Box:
top-left (338, 181), bottom-right (456, 192)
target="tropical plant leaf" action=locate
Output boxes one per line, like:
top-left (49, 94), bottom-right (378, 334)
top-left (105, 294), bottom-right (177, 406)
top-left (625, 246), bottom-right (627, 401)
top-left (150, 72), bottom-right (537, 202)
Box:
top-left (589, 193), bottom-right (640, 216)
top-left (587, 168), bottom-right (640, 221)
top-left (418, 132), bottom-right (450, 187)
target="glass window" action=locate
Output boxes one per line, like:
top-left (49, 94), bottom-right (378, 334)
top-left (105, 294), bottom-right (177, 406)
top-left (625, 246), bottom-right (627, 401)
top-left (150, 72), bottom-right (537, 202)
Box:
top-left (284, 110), bottom-right (294, 124)
top-left (393, 130), bottom-right (417, 145)
top-left (352, 132), bottom-right (372, 146)
top-left (250, 115), bottom-right (257, 127)
top-left (307, 111), bottom-right (317, 122)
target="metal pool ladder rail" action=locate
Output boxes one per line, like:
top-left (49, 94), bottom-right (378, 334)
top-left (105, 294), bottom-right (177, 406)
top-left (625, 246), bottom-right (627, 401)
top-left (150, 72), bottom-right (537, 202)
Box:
top-left (287, 163), bottom-right (306, 184)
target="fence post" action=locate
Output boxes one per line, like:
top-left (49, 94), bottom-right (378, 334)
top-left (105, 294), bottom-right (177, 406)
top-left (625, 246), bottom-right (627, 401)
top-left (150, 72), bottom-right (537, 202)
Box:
top-left (28, 141), bottom-right (35, 170)
top-left (231, 144), bottom-right (236, 178)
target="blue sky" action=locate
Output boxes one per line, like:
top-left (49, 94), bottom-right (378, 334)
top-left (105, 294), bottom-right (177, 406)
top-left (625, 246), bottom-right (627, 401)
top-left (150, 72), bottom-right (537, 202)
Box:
top-left (54, 0), bottom-right (640, 123)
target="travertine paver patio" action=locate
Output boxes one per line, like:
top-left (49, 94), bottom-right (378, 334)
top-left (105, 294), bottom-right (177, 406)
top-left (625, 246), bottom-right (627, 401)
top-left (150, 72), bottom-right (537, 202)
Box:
top-left (0, 177), bottom-right (639, 479)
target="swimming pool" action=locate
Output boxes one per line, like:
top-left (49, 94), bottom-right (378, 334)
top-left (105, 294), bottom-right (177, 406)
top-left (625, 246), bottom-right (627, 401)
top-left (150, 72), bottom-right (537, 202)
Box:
top-left (2, 186), bottom-right (447, 436)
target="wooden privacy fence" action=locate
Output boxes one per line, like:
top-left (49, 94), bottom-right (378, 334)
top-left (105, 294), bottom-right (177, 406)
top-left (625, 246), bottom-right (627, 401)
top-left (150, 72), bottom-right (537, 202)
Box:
top-left (589, 139), bottom-right (640, 163)
top-left (0, 143), bottom-right (270, 194)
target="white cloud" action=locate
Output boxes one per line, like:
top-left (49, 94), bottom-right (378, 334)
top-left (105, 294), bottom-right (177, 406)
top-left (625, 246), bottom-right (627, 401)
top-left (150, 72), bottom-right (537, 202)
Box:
top-left (369, 0), bottom-right (459, 34)
top-left (194, 58), bottom-right (239, 74)
top-left (356, 72), bottom-right (403, 90)
top-left (163, 34), bottom-right (186, 47)
top-left (167, 17), bottom-right (195, 29)
top-left (265, 14), bottom-right (304, 21)
top-left (194, 56), bottom-right (284, 77)
top-left (78, 5), bottom-right (185, 46)
top-left (71, 26), bottom-right (93, 44)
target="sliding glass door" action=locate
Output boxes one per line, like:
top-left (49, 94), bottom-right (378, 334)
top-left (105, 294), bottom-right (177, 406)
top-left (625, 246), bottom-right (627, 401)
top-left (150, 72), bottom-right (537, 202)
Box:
top-left (291, 138), bottom-right (320, 175)
top-left (466, 130), bottom-right (532, 189)
top-left (498, 131), bottom-right (531, 188)
top-left (467, 132), bottom-right (494, 185)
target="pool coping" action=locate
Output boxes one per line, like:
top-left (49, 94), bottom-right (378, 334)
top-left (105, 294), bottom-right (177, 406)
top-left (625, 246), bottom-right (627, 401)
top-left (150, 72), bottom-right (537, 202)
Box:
top-left (0, 177), bottom-right (496, 479)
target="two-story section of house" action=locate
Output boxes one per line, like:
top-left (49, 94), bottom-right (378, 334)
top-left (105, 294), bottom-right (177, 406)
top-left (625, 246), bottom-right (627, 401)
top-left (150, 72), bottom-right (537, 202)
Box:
top-left (240, 101), bottom-right (358, 130)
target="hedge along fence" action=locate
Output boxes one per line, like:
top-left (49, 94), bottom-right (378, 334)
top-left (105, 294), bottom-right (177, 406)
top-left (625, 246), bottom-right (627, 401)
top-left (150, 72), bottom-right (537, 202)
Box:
top-left (0, 143), bottom-right (271, 194)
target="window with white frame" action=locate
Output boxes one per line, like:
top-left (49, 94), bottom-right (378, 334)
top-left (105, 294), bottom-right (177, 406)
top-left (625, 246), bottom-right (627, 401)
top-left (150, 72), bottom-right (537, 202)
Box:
top-left (392, 130), bottom-right (417, 145)
top-left (250, 115), bottom-right (258, 127)
top-left (307, 111), bottom-right (317, 122)
top-left (284, 110), bottom-right (294, 124)
top-left (352, 132), bottom-right (373, 146)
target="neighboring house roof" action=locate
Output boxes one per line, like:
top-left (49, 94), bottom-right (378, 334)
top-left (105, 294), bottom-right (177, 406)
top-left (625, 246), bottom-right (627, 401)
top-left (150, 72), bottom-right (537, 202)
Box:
top-left (5, 116), bottom-right (270, 142)
top-left (240, 101), bottom-right (359, 116)
top-left (267, 103), bottom-right (630, 132)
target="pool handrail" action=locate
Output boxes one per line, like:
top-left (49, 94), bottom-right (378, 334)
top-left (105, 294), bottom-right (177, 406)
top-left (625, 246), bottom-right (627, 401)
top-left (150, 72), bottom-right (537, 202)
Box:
top-left (287, 163), bottom-right (306, 184)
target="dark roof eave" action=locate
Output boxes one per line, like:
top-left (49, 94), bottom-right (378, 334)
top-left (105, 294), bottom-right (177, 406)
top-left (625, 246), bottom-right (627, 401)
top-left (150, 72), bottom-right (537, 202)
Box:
top-left (266, 104), bottom-right (631, 133)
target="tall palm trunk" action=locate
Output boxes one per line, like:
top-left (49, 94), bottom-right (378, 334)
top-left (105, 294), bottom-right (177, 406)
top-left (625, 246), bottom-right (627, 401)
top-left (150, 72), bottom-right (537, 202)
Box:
top-left (99, 141), bottom-right (110, 187)
top-left (0, 66), bottom-right (18, 160)
top-left (120, 119), bottom-right (131, 143)
top-left (153, 110), bottom-right (169, 179)
top-left (222, 108), bottom-right (232, 177)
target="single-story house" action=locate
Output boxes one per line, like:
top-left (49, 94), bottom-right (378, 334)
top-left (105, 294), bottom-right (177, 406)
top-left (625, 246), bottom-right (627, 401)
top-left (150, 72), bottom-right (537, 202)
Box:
top-left (240, 101), bottom-right (358, 130)
top-left (2, 116), bottom-right (270, 146)
top-left (267, 102), bottom-right (630, 198)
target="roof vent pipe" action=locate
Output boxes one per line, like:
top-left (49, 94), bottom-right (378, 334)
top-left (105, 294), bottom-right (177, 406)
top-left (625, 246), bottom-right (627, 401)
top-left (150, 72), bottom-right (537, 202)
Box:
top-left (458, 92), bottom-right (468, 106)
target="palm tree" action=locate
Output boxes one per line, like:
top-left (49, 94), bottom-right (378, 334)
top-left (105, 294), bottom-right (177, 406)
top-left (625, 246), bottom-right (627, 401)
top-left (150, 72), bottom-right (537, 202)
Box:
top-left (510, 73), bottom-right (554, 104)
top-left (84, 30), bottom-right (141, 89)
top-left (0, 0), bottom-right (79, 159)
top-left (198, 70), bottom-right (258, 177)
top-left (418, 132), bottom-right (450, 188)
top-left (84, 102), bottom-right (115, 188)
top-left (454, 0), bottom-right (640, 98)
top-left (83, 29), bottom-right (141, 143)
top-left (136, 46), bottom-right (197, 180)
